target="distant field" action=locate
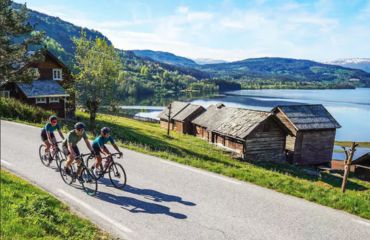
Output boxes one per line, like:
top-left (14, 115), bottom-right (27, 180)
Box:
top-left (0, 169), bottom-right (110, 240)
top-left (335, 141), bottom-right (370, 148)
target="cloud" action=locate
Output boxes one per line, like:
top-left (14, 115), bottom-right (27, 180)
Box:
top-left (19, 0), bottom-right (370, 61)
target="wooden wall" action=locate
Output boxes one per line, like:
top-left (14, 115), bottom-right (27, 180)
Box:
top-left (244, 118), bottom-right (286, 163)
top-left (293, 129), bottom-right (336, 165)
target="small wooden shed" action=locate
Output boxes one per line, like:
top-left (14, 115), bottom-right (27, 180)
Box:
top-left (273, 104), bottom-right (341, 165)
top-left (158, 101), bottom-right (205, 134)
top-left (353, 153), bottom-right (370, 181)
top-left (192, 104), bottom-right (287, 162)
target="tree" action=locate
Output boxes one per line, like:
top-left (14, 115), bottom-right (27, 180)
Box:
top-left (0, 0), bottom-right (44, 85)
top-left (73, 33), bottom-right (122, 133)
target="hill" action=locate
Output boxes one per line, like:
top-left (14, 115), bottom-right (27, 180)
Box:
top-left (198, 57), bottom-right (370, 87)
top-left (131, 50), bottom-right (197, 67)
top-left (326, 58), bottom-right (370, 73)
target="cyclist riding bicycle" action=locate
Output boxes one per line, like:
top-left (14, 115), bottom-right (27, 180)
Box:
top-left (62, 122), bottom-right (94, 180)
top-left (41, 115), bottom-right (64, 162)
top-left (92, 127), bottom-right (122, 175)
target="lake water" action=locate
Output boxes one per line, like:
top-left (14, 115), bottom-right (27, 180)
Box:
top-left (131, 88), bottom-right (370, 143)
top-left (122, 88), bottom-right (370, 160)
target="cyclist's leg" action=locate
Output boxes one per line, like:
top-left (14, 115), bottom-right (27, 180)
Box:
top-left (63, 145), bottom-right (74, 168)
top-left (93, 146), bottom-right (103, 170)
top-left (41, 129), bottom-right (51, 156)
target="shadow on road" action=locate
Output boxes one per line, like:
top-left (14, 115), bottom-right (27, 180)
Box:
top-left (96, 190), bottom-right (188, 219)
top-left (98, 178), bottom-right (196, 206)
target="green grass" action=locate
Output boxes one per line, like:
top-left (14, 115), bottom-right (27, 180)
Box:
top-left (0, 169), bottom-right (111, 240)
top-left (1, 98), bottom-right (370, 220)
top-left (335, 141), bottom-right (370, 148)
top-left (71, 111), bottom-right (370, 220)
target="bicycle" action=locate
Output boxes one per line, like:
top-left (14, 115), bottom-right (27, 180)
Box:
top-left (39, 141), bottom-right (65, 170)
top-left (86, 152), bottom-right (127, 190)
top-left (59, 153), bottom-right (98, 196)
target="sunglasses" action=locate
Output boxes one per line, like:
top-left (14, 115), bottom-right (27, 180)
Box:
top-left (51, 120), bottom-right (57, 124)
top-left (77, 128), bottom-right (85, 132)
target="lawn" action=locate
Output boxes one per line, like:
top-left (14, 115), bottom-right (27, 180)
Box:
top-left (0, 169), bottom-right (110, 240)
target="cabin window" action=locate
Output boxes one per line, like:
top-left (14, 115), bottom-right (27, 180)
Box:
top-left (0, 91), bottom-right (10, 98)
top-left (36, 97), bottom-right (46, 104)
top-left (53, 69), bottom-right (62, 80)
top-left (49, 97), bottom-right (60, 103)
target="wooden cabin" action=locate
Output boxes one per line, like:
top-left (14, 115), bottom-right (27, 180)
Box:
top-left (192, 104), bottom-right (287, 162)
top-left (0, 50), bottom-right (75, 118)
top-left (273, 105), bottom-right (341, 165)
top-left (158, 101), bottom-right (205, 134)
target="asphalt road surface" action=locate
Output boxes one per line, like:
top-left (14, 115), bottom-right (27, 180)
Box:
top-left (1, 120), bottom-right (370, 240)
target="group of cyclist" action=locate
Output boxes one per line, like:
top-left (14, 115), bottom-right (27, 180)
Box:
top-left (41, 115), bottom-right (122, 180)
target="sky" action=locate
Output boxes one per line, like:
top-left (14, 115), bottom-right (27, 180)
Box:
top-left (14, 0), bottom-right (370, 62)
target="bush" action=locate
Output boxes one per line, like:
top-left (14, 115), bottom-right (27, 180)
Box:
top-left (0, 97), bottom-right (54, 123)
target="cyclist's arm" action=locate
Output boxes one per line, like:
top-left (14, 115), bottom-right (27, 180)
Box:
top-left (58, 129), bottom-right (64, 140)
top-left (46, 131), bottom-right (56, 145)
top-left (100, 145), bottom-right (110, 155)
top-left (112, 143), bottom-right (122, 155)
top-left (84, 138), bottom-right (94, 152)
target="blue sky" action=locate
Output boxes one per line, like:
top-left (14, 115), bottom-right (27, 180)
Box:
top-left (15, 0), bottom-right (370, 62)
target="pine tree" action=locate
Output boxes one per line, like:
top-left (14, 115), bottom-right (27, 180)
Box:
top-left (0, 0), bottom-right (44, 85)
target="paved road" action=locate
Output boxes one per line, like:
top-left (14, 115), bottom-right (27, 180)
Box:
top-left (1, 120), bottom-right (370, 240)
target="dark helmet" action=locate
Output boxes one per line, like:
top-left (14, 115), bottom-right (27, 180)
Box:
top-left (74, 122), bottom-right (86, 130)
top-left (49, 115), bottom-right (58, 122)
top-left (101, 127), bottom-right (110, 134)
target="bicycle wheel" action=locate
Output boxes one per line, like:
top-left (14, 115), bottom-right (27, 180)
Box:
top-left (86, 155), bottom-right (103, 180)
top-left (55, 151), bottom-right (64, 170)
top-left (80, 168), bottom-right (98, 196)
top-left (59, 159), bottom-right (74, 185)
top-left (39, 145), bottom-right (49, 166)
top-left (109, 162), bottom-right (127, 190)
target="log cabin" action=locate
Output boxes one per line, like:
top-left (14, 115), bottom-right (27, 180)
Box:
top-left (158, 101), bottom-right (205, 134)
top-left (272, 104), bottom-right (341, 165)
top-left (0, 50), bottom-right (75, 118)
top-left (192, 104), bottom-right (287, 162)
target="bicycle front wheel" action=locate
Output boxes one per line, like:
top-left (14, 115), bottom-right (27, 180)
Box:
top-left (39, 145), bottom-right (49, 166)
top-left (59, 159), bottom-right (74, 185)
top-left (109, 162), bottom-right (127, 190)
top-left (81, 168), bottom-right (98, 196)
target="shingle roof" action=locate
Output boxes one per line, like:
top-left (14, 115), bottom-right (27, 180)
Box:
top-left (172, 104), bottom-right (205, 122)
top-left (192, 104), bottom-right (271, 139)
top-left (16, 80), bottom-right (69, 98)
top-left (157, 101), bottom-right (189, 120)
top-left (274, 104), bottom-right (341, 130)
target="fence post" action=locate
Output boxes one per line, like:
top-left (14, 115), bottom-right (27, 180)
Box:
top-left (341, 142), bottom-right (358, 193)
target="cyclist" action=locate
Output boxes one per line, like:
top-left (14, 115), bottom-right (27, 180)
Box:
top-left (41, 115), bottom-right (64, 162)
top-left (62, 122), bottom-right (94, 180)
top-left (92, 127), bottom-right (122, 175)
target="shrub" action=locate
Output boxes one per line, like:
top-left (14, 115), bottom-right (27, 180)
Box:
top-left (0, 97), bottom-right (54, 123)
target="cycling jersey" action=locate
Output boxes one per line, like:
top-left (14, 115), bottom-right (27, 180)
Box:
top-left (92, 136), bottom-right (115, 148)
top-left (43, 123), bottom-right (61, 132)
top-left (63, 130), bottom-right (88, 147)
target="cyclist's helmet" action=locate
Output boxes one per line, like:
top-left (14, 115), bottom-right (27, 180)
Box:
top-left (49, 115), bottom-right (58, 122)
top-left (101, 127), bottom-right (110, 134)
top-left (74, 122), bottom-right (86, 130)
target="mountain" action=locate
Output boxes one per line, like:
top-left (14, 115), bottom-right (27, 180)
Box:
top-left (326, 58), bottom-right (370, 73)
top-left (13, 2), bottom-right (370, 88)
top-left (194, 58), bottom-right (227, 65)
top-left (198, 57), bottom-right (370, 86)
top-left (131, 50), bottom-right (198, 67)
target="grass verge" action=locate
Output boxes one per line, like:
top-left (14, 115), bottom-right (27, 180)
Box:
top-left (0, 169), bottom-right (110, 240)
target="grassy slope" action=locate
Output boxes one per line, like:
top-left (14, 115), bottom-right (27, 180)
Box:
top-left (73, 112), bottom-right (370, 220)
top-left (0, 169), bottom-right (110, 240)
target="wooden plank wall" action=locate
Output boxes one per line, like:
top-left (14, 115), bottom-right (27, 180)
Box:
top-left (244, 119), bottom-right (286, 162)
top-left (294, 129), bottom-right (336, 165)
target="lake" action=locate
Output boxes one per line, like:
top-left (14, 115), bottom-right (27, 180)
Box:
top-left (131, 88), bottom-right (370, 143)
